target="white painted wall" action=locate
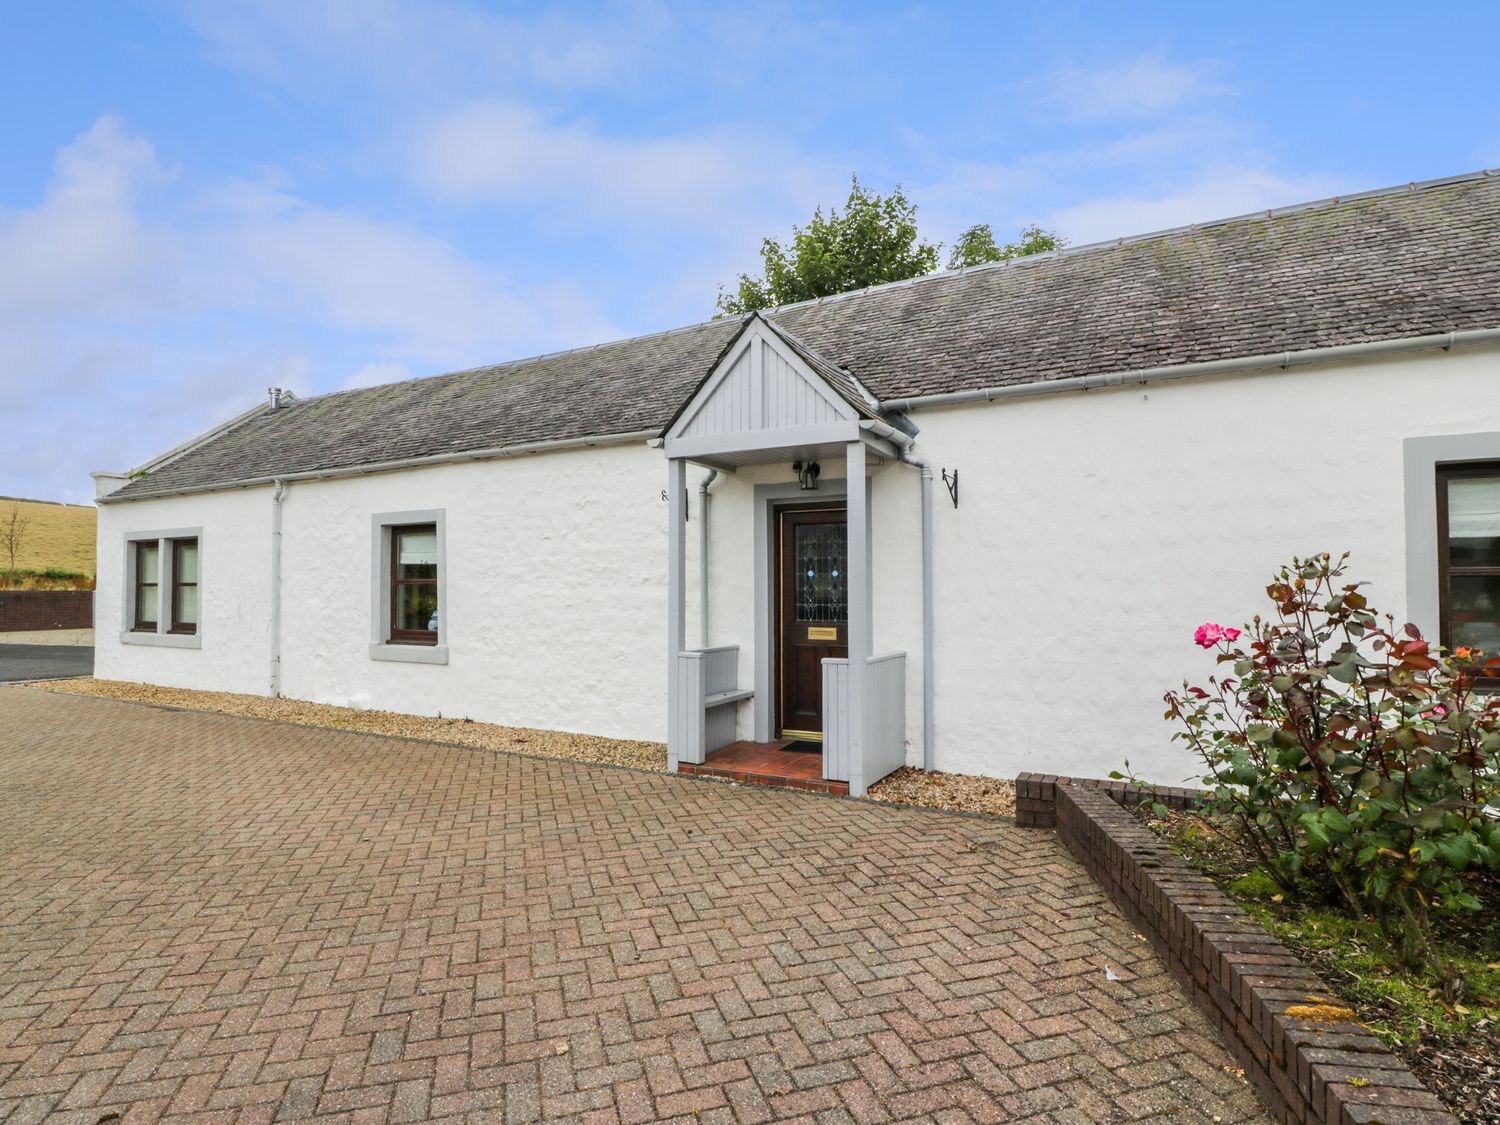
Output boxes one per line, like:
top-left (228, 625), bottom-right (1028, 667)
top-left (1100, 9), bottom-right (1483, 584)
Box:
top-left (96, 343), bottom-right (1500, 783)
top-left (98, 444), bottom-right (685, 741)
top-left (96, 487), bottom-right (273, 693)
top-left (896, 344), bottom-right (1500, 782)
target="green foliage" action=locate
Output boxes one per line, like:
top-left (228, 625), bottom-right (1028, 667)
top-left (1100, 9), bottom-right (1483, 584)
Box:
top-left (1164, 553), bottom-right (1500, 999)
top-left (1233, 885), bottom-right (1498, 1048)
top-left (1107, 758), bottom-right (1169, 817)
top-left (946, 223), bottom-right (1063, 270)
top-left (716, 176), bottom-right (940, 316)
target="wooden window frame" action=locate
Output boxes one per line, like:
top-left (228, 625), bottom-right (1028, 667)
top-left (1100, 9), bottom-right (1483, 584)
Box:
top-left (132, 540), bottom-right (159, 632)
top-left (168, 537), bottom-right (199, 635)
top-left (1435, 462), bottom-right (1500, 661)
top-left (388, 523), bottom-right (439, 646)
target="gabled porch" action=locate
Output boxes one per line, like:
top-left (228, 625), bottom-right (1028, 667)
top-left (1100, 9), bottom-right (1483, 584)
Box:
top-left (661, 314), bottom-right (930, 798)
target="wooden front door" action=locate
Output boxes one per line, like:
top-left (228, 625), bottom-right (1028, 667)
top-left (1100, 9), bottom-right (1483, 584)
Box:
top-left (776, 506), bottom-right (849, 739)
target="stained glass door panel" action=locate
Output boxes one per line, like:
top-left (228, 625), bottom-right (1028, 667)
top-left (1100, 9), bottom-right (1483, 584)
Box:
top-left (776, 507), bottom-right (849, 739)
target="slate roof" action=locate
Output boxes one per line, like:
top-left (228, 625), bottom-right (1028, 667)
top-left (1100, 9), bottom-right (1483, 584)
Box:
top-left (110, 170), bottom-right (1500, 501)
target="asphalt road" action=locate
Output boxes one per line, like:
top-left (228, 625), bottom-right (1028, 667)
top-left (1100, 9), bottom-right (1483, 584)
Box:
top-left (0, 644), bottom-right (94, 682)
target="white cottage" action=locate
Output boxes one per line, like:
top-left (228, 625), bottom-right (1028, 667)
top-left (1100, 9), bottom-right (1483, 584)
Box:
top-left (93, 172), bottom-right (1500, 794)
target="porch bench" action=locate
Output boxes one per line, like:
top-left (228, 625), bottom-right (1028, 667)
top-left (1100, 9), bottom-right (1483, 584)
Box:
top-left (705, 687), bottom-right (754, 708)
top-left (672, 644), bottom-right (751, 767)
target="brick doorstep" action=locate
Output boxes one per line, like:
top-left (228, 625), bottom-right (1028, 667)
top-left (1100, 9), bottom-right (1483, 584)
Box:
top-left (1017, 772), bottom-right (1460, 1125)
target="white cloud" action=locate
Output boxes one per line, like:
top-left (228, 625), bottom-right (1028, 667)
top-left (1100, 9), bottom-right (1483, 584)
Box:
top-left (0, 115), bottom-right (177, 327)
top-left (173, 0), bottom-right (671, 101)
top-left (410, 101), bottom-right (837, 234)
top-left (0, 115), bottom-right (628, 500)
top-left (207, 176), bottom-right (618, 366)
top-left (1032, 54), bottom-right (1233, 122)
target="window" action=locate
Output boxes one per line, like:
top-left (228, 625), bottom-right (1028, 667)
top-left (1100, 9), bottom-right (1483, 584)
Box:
top-left (170, 537), bottom-right (199, 635)
top-left (369, 510), bottom-right (447, 664)
top-left (389, 524), bottom-right (439, 644)
top-left (133, 541), bottom-right (160, 631)
top-left (122, 527), bottom-right (202, 648)
top-left (1437, 464), bottom-right (1500, 654)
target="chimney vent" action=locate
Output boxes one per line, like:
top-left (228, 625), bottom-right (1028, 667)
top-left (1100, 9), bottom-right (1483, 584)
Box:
top-left (268, 387), bottom-right (288, 410)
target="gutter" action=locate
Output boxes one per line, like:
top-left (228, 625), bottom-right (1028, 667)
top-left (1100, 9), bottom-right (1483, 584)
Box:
top-left (101, 428), bottom-right (660, 504)
top-left (879, 328), bottom-right (1500, 413)
top-left (858, 418), bottom-right (913, 446)
top-left (699, 470), bottom-right (718, 647)
top-left (269, 479), bottom-right (286, 697)
top-left (897, 450), bottom-right (936, 773)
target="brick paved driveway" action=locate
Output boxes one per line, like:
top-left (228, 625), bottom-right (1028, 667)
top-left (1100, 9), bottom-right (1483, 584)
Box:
top-left (0, 688), bottom-right (1267, 1125)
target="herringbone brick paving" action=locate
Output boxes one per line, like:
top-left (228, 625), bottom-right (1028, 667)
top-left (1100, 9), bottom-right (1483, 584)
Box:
top-left (0, 688), bottom-right (1268, 1124)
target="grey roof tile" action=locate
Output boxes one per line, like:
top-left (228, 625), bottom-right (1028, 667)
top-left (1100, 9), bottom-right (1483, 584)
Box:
top-left (111, 172), bottom-right (1500, 501)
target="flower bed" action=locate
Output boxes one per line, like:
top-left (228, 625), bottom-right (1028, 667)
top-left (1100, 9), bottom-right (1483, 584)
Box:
top-left (1020, 772), bottom-right (1471, 1124)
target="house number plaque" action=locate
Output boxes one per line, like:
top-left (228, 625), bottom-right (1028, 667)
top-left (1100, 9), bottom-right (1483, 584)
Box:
top-left (807, 626), bottom-right (838, 641)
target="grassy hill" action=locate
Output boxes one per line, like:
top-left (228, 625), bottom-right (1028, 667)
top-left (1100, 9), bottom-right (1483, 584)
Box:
top-left (0, 496), bottom-right (97, 577)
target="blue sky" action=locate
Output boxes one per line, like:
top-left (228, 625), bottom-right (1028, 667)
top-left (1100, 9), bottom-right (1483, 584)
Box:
top-left (3, 1), bottom-right (1497, 502)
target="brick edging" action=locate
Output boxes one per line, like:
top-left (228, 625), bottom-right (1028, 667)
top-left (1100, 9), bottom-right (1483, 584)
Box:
top-left (1015, 771), bottom-right (1202, 828)
top-left (1016, 773), bottom-right (1458, 1125)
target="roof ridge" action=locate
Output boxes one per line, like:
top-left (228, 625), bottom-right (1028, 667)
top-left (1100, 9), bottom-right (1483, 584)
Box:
top-left (760, 167), bottom-right (1500, 315)
top-left (280, 167), bottom-right (1497, 411)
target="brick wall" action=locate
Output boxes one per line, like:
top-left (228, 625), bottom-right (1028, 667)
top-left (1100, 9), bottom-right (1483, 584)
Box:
top-left (1015, 772), bottom-right (1202, 828)
top-left (1017, 773), bottom-right (1459, 1124)
top-left (0, 590), bottom-right (94, 633)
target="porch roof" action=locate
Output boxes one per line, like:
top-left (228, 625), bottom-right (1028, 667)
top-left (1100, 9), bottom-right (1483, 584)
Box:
top-left (105, 170), bottom-right (1500, 501)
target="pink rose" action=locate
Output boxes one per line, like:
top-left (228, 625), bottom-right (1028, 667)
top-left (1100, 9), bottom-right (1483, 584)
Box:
top-left (1194, 623), bottom-right (1240, 648)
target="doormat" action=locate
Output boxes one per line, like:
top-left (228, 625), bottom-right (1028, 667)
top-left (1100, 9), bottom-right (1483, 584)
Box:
top-left (782, 740), bottom-right (822, 754)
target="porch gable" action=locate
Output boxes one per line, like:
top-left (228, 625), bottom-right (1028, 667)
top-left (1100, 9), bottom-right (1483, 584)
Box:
top-left (663, 316), bottom-right (877, 459)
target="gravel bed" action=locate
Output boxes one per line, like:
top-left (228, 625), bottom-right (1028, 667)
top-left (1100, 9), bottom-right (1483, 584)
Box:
top-left (34, 678), bottom-right (666, 771)
top-left (29, 679), bottom-right (1016, 818)
top-left (867, 766), bottom-right (1016, 818)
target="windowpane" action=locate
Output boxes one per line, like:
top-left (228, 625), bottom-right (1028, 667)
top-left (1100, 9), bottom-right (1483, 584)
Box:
top-left (174, 585), bottom-right (198, 626)
top-left (138, 584), bottom-right (159, 624)
top-left (134, 541), bottom-right (160, 629)
top-left (794, 522), bottom-right (848, 623)
top-left (1450, 574), bottom-right (1500, 652)
top-left (1447, 477), bottom-right (1500, 567)
top-left (396, 528), bottom-right (437, 581)
top-left (174, 540), bottom-right (199, 583)
top-left (395, 583), bottom-right (439, 634)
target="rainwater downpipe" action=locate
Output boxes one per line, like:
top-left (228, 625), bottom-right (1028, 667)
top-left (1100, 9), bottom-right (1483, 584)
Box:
top-left (698, 470), bottom-right (718, 647)
top-left (269, 478), bottom-right (286, 697)
top-left (898, 450), bottom-right (936, 772)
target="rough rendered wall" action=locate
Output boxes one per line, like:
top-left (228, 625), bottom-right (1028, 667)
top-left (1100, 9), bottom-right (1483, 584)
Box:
top-left (95, 487), bottom-right (272, 693)
top-left (904, 345), bottom-right (1500, 781)
top-left (275, 444), bottom-right (673, 741)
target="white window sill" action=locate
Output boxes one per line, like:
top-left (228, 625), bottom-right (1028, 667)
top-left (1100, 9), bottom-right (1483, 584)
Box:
top-left (369, 642), bottom-right (449, 665)
top-left (120, 630), bottom-right (202, 649)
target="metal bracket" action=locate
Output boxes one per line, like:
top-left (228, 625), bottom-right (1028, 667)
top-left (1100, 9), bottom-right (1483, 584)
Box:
top-left (941, 468), bottom-right (958, 508)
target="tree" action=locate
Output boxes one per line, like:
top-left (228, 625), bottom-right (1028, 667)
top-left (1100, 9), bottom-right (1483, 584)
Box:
top-left (716, 176), bottom-right (940, 316)
top-left (0, 501), bottom-right (29, 575)
top-left (946, 223), bottom-right (1064, 270)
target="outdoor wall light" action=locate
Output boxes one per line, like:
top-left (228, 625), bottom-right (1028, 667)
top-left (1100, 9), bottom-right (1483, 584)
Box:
top-left (793, 460), bottom-right (821, 491)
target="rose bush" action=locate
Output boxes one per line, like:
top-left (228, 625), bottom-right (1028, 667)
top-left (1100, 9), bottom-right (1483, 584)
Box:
top-left (1165, 553), bottom-right (1500, 997)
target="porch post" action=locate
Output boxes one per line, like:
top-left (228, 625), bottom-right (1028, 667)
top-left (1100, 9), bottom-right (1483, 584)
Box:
top-left (845, 441), bottom-right (870, 795)
top-left (666, 457), bottom-right (687, 772)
